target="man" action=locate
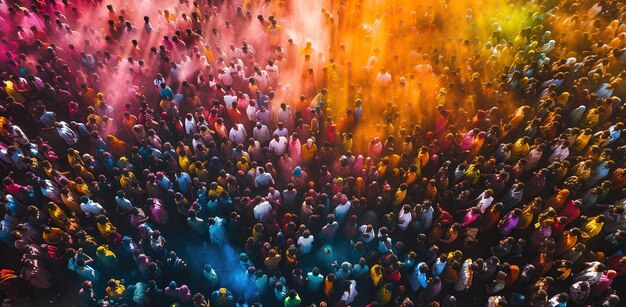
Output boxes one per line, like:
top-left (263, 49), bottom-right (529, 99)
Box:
top-left (80, 196), bottom-right (105, 217)
top-left (266, 60), bottom-right (280, 87)
top-left (253, 122), bottom-right (270, 145)
top-left (278, 104), bottom-right (292, 127)
top-left (375, 67), bottom-right (392, 88)
top-left (254, 167), bottom-right (275, 190)
top-left (5, 123), bottom-right (29, 145)
top-left (253, 66), bottom-right (270, 91)
top-left (38, 108), bottom-right (57, 128)
top-left (255, 106), bottom-right (270, 126)
top-left (153, 73), bottom-right (165, 90)
top-left (297, 230), bottom-right (314, 255)
top-left (273, 122), bottom-right (289, 138)
top-left (269, 134), bottom-right (288, 156)
top-left (475, 189), bottom-right (494, 213)
top-left (253, 197), bottom-right (272, 222)
top-left (54, 121), bottom-right (78, 146)
top-left (266, 19), bottom-right (282, 47)
top-left (223, 87), bottom-right (237, 109)
top-left (228, 123), bottom-right (247, 145)
top-left (159, 82), bottom-right (174, 100)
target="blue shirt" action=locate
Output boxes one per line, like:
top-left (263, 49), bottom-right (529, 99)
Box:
top-left (159, 87), bottom-right (174, 100)
top-left (306, 273), bottom-right (324, 292)
top-left (40, 111), bottom-right (57, 128)
top-left (409, 262), bottom-right (428, 291)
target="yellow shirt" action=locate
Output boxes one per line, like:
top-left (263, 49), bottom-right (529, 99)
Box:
top-left (392, 189), bottom-right (407, 206)
top-left (580, 109), bottom-right (600, 128)
top-left (106, 280), bottom-right (125, 299)
top-left (301, 144), bottom-right (317, 163)
top-left (204, 47), bottom-right (214, 62)
top-left (179, 156), bottom-right (191, 172)
top-left (511, 139), bottom-right (529, 160)
top-left (266, 25), bottom-right (283, 45)
top-left (97, 221), bottom-right (116, 239)
top-left (572, 133), bottom-right (591, 152)
top-left (48, 207), bottom-right (69, 229)
top-left (582, 217), bottom-right (604, 239)
top-left (5, 81), bottom-right (25, 103)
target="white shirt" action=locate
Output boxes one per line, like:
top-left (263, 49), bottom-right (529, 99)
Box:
top-left (253, 70), bottom-right (269, 89)
top-left (359, 225), bottom-right (375, 243)
top-left (115, 196), bottom-right (133, 211)
top-left (366, 55), bottom-right (378, 70)
top-left (253, 125), bottom-right (270, 144)
top-left (375, 72), bottom-right (392, 87)
top-left (266, 64), bottom-right (279, 81)
top-left (267, 189), bottom-right (282, 204)
top-left (246, 105), bottom-right (257, 121)
top-left (253, 201), bottom-right (272, 221)
top-left (80, 200), bottom-right (104, 216)
top-left (255, 172), bottom-right (274, 188)
top-left (278, 108), bottom-right (291, 124)
top-left (398, 210), bottom-right (412, 230)
top-left (218, 70), bottom-right (233, 86)
top-left (549, 144), bottom-right (569, 163)
top-left (297, 236), bottom-right (314, 254)
top-left (228, 124), bottom-right (247, 145)
top-left (334, 201), bottom-right (351, 221)
top-left (477, 193), bottom-right (494, 213)
top-left (269, 136), bottom-right (288, 156)
top-left (184, 118), bottom-right (198, 135)
top-left (340, 280), bottom-right (358, 304)
top-left (224, 94), bottom-right (237, 109)
top-left (273, 127), bottom-right (289, 138)
top-left (56, 121), bottom-right (78, 145)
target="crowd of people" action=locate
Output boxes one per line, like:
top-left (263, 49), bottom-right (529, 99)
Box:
top-left (1, 0), bottom-right (626, 306)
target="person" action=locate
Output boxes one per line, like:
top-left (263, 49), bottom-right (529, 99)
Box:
top-left (0, 1), bottom-right (625, 306)
top-left (254, 168), bottom-right (275, 190)
top-left (253, 122), bottom-right (271, 145)
top-left (284, 289), bottom-right (301, 307)
top-left (20, 259), bottom-right (51, 289)
top-left (106, 278), bottom-right (126, 302)
top-left (297, 230), bottom-right (314, 255)
top-left (269, 134), bottom-right (288, 157)
top-left (80, 196), bottom-right (105, 217)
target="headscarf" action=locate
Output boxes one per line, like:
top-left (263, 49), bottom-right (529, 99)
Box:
top-left (292, 166), bottom-right (302, 178)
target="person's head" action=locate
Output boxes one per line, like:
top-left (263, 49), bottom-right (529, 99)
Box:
top-left (82, 281), bottom-right (92, 291)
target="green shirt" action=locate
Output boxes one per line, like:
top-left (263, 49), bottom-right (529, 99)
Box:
top-left (284, 295), bottom-right (302, 307)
